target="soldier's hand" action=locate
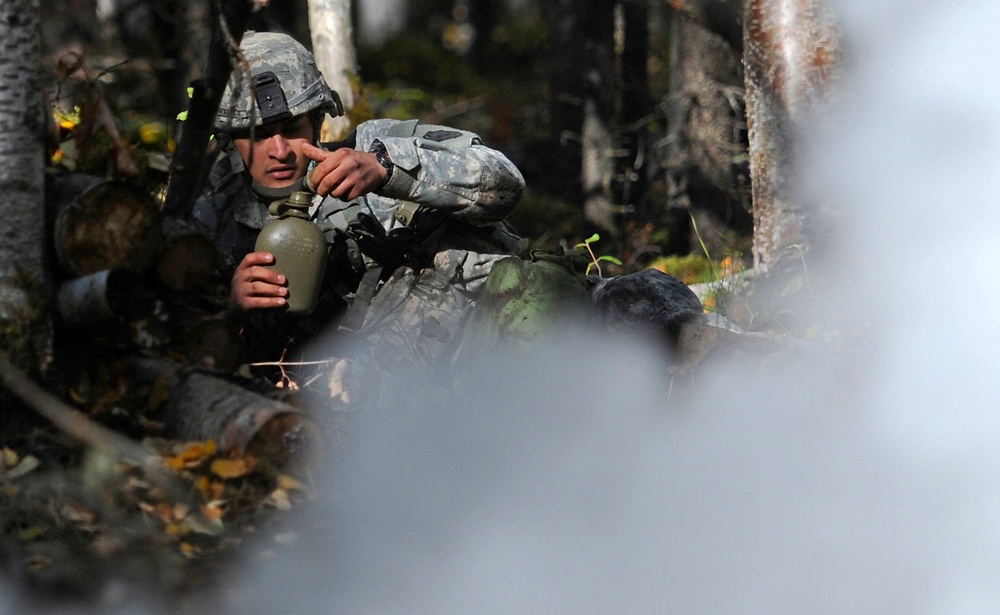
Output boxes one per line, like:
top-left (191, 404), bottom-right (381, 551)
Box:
top-left (231, 252), bottom-right (288, 311)
top-left (302, 143), bottom-right (387, 200)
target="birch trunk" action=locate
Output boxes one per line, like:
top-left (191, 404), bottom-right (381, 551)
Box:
top-left (308, 0), bottom-right (357, 141)
top-left (0, 0), bottom-right (50, 369)
top-left (742, 0), bottom-right (841, 270)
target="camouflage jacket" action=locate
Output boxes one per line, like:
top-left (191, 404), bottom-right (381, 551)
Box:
top-left (193, 118), bottom-right (527, 363)
top-left (193, 118), bottom-right (526, 283)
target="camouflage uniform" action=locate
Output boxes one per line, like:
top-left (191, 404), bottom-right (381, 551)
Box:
top-left (193, 119), bottom-right (526, 284)
top-left (192, 31), bottom-right (526, 362)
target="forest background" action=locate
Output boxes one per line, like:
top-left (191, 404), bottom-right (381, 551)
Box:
top-left (0, 0), bottom-right (860, 612)
top-left (8, 0), bottom-right (1000, 611)
top-left (41, 0), bottom-right (755, 290)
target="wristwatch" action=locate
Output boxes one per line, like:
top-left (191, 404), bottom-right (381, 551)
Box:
top-left (370, 140), bottom-right (394, 188)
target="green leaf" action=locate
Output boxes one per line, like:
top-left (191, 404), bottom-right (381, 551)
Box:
top-left (597, 255), bottom-right (623, 265)
top-left (584, 233), bottom-right (601, 244)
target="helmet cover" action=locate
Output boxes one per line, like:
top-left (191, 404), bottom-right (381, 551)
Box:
top-left (214, 31), bottom-right (344, 131)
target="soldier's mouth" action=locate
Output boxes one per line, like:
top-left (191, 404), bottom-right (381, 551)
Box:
top-left (268, 166), bottom-right (297, 181)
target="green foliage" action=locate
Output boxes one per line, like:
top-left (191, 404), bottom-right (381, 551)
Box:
top-left (574, 233), bottom-right (623, 277)
top-left (648, 254), bottom-right (717, 285)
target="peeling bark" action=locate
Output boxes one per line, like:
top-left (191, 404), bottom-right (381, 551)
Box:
top-left (130, 357), bottom-right (317, 467)
top-left (742, 0), bottom-right (842, 270)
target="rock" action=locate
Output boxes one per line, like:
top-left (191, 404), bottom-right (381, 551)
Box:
top-left (588, 269), bottom-right (704, 346)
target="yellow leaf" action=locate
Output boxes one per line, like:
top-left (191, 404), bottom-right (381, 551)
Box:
top-left (165, 523), bottom-right (189, 537)
top-left (165, 440), bottom-right (217, 470)
top-left (2, 447), bottom-right (18, 468)
top-left (201, 502), bottom-right (226, 521)
top-left (210, 457), bottom-right (257, 479)
top-left (276, 474), bottom-right (304, 491)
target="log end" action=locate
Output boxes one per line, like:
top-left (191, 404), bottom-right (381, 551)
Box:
top-left (245, 412), bottom-right (321, 469)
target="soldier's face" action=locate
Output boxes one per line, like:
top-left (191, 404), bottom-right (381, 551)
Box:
top-left (233, 114), bottom-right (315, 188)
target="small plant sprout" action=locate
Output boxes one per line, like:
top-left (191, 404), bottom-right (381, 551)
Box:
top-left (575, 233), bottom-right (623, 277)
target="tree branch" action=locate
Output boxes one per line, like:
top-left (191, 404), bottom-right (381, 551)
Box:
top-left (162, 0), bottom-right (254, 218)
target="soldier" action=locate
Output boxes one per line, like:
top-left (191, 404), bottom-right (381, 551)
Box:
top-left (194, 31), bottom-right (526, 361)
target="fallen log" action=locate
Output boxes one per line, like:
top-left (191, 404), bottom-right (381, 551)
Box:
top-left (128, 357), bottom-right (317, 467)
top-left (50, 178), bottom-right (163, 277)
top-left (156, 216), bottom-right (219, 292)
top-left (54, 268), bottom-right (157, 330)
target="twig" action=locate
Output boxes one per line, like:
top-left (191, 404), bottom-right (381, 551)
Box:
top-left (0, 352), bottom-right (187, 499)
top-left (249, 359), bottom-right (339, 367)
top-left (0, 353), bottom-right (150, 464)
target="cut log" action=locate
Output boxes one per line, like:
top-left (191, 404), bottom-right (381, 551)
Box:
top-left (54, 269), bottom-right (157, 330)
top-left (128, 357), bottom-right (317, 467)
top-left (156, 216), bottom-right (219, 291)
top-left (50, 178), bottom-right (163, 277)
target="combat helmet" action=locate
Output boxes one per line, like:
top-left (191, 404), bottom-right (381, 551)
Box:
top-left (214, 31), bottom-right (344, 131)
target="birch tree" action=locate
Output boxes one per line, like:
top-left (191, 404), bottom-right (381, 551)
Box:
top-left (308, 0), bottom-right (357, 140)
top-left (0, 0), bottom-right (50, 371)
top-left (742, 0), bottom-right (842, 270)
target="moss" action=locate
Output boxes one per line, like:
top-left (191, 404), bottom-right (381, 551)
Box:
top-left (648, 254), bottom-right (718, 285)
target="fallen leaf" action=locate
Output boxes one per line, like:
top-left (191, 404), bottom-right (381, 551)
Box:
top-left (200, 501), bottom-right (226, 521)
top-left (2, 448), bottom-right (18, 468)
top-left (165, 440), bottom-right (218, 471)
top-left (210, 456), bottom-right (257, 480)
top-left (266, 489), bottom-right (292, 511)
top-left (164, 523), bottom-right (189, 538)
top-left (60, 502), bottom-right (96, 526)
top-left (5, 455), bottom-right (40, 480)
top-left (276, 474), bottom-right (304, 492)
top-left (185, 514), bottom-right (225, 536)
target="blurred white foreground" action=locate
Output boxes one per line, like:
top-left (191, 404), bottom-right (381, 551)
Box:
top-left (215, 1), bottom-right (1000, 613)
top-left (12, 0), bottom-right (1000, 612)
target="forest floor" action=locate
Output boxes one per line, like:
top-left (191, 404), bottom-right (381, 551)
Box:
top-left (0, 256), bottom-right (843, 612)
top-left (0, 391), bottom-right (330, 612)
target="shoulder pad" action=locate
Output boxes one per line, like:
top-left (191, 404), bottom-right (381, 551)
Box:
top-left (413, 123), bottom-right (483, 148)
top-left (386, 119), bottom-right (483, 148)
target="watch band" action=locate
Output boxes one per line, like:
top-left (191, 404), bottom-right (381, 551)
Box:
top-left (370, 140), bottom-right (394, 188)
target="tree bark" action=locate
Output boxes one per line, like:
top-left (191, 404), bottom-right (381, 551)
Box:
top-left (308, 0), bottom-right (358, 141)
top-left (742, 0), bottom-right (842, 270)
top-left (544, 0), bottom-right (616, 231)
top-left (0, 0), bottom-right (50, 371)
top-left (129, 357), bottom-right (317, 467)
top-left (659, 3), bottom-right (751, 258)
top-left (162, 0), bottom-right (253, 219)
top-left (663, 0), bottom-right (743, 52)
